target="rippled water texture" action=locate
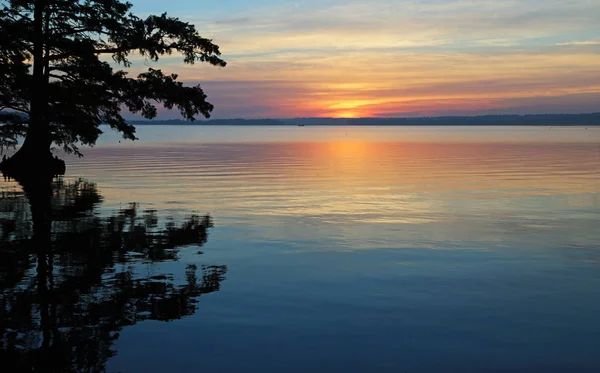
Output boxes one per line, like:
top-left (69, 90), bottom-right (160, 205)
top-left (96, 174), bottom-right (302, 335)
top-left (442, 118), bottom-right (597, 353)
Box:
top-left (1, 126), bottom-right (599, 372)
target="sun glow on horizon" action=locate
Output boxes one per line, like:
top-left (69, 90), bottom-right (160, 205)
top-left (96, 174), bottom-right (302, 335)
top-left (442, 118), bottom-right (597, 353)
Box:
top-left (324, 99), bottom-right (385, 118)
top-left (331, 111), bottom-right (360, 118)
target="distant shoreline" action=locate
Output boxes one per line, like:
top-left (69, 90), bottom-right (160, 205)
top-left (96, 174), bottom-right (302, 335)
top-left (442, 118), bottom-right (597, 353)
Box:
top-left (126, 113), bottom-right (600, 126)
top-left (128, 123), bottom-right (600, 126)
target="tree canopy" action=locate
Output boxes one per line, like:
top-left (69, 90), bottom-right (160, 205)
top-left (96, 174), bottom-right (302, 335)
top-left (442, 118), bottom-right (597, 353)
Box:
top-left (0, 0), bottom-right (226, 157)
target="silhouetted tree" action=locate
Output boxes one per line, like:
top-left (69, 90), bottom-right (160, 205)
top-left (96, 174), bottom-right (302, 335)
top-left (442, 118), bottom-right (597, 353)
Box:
top-left (0, 179), bottom-right (227, 372)
top-left (0, 0), bottom-right (226, 178)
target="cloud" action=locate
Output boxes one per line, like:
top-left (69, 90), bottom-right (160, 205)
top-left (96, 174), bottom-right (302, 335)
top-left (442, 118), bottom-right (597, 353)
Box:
top-left (557, 40), bottom-right (600, 46)
top-left (142, 46), bottom-right (600, 118)
top-left (193, 0), bottom-right (600, 56)
top-left (126, 0), bottom-right (600, 118)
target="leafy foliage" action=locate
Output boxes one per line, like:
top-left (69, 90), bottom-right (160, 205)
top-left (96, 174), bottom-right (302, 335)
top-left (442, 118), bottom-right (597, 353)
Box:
top-left (0, 0), bottom-right (225, 155)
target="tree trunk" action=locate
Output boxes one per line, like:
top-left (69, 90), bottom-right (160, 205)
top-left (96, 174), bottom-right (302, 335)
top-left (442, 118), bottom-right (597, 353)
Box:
top-left (15, 119), bottom-right (52, 160)
top-left (15, 120), bottom-right (52, 159)
top-left (22, 0), bottom-right (51, 157)
top-left (1, 0), bottom-right (62, 180)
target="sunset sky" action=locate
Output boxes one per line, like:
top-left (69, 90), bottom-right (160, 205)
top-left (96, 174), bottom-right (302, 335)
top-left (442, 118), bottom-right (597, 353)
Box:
top-left (128, 0), bottom-right (600, 119)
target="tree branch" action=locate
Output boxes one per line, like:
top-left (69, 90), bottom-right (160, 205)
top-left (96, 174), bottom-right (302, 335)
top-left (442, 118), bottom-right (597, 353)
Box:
top-left (51, 27), bottom-right (111, 38)
top-left (48, 46), bottom-right (126, 61)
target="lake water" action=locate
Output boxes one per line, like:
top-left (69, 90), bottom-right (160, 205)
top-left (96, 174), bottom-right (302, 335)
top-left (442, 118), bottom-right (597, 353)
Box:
top-left (1, 126), bottom-right (599, 372)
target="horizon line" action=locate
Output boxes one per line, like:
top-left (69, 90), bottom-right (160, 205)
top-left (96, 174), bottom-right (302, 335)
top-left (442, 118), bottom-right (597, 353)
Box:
top-left (127, 112), bottom-right (600, 122)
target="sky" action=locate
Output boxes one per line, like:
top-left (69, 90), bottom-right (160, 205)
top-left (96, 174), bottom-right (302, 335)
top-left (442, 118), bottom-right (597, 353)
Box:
top-left (126, 0), bottom-right (600, 119)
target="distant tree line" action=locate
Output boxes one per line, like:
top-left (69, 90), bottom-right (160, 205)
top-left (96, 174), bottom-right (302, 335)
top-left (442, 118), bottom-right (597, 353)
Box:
top-left (127, 113), bottom-right (600, 126)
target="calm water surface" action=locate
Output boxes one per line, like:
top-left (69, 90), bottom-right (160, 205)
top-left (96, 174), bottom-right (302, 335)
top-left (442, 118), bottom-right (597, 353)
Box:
top-left (1, 126), bottom-right (599, 372)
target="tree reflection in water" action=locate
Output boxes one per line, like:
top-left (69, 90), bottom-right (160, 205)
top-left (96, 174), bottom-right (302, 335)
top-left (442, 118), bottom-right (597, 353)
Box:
top-left (0, 178), bottom-right (226, 372)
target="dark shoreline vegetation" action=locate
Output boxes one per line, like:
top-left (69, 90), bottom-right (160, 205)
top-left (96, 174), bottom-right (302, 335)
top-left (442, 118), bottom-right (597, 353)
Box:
top-left (127, 112), bottom-right (600, 126)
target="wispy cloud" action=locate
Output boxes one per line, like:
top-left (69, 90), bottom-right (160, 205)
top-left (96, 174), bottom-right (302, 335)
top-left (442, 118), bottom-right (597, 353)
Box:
top-left (557, 40), bottom-right (600, 46)
top-left (196, 0), bottom-right (600, 55)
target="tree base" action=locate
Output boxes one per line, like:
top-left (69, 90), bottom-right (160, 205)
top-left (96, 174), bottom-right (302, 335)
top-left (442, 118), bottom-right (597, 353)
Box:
top-left (0, 148), bottom-right (66, 183)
